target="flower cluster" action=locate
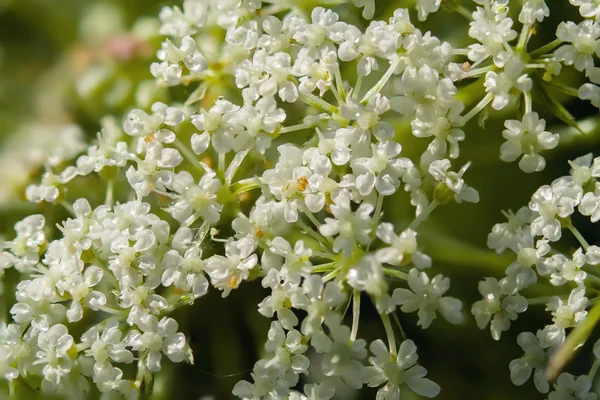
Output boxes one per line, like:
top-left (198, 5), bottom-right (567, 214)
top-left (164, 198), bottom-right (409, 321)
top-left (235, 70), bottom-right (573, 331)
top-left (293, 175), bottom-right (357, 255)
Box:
top-left (475, 153), bottom-right (600, 396)
top-left (3, 0), bottom-right (600, 398)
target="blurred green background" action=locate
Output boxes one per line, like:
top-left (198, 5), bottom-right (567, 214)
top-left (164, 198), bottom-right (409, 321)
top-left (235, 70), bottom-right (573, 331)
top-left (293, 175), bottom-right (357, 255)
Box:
top-left (1, 0), bottom-right (600, 399)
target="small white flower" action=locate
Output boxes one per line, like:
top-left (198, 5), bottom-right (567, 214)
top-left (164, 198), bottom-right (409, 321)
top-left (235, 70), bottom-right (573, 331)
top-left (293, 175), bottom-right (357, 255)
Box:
top-left (429, 159), bottom-right (479, 203)
top-left (546, 287), bottom-right (588, 329)
top-left (500, 112), bottom-right (559, 173)
top-left (364, 338), bottom-right (441, 398)
top-left (471, 277), bottom-right (528, 340)
top-left (555, 20), bottom-right (600, 72)
top-left (375, 223), bottom-right (432, 269)
top-left (319, 191), bottom-right (373, 255)
top-left (393, 268), bottom-right (463, 328)
top-left (509, 325), bottom-right (564, 393)
top-left (548, 373), bottom-right (598, 400)
top-left (484, 58), bottom-right (532, 110)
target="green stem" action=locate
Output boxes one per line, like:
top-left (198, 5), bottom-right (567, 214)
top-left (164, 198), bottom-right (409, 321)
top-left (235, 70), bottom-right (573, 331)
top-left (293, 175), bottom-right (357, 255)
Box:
top-left (380, 313), bottom-right (397, 358)
top-left (530, 39), bottom-right (564, 59)
top-left (105, 179), bottom-right (114, 207)
top-left (173, 138), bottom-right (205, 172)
top-left (361, 57), bottom-right (401, 104)
top-left (407, 201), bottom-right (438, 231)
top-left (311, 262), bottom-right (336, 273)
top-left (350, 291), bottom-right (361, 341)
top-left (352, 76), bottom-right (363, 100)
top-left (524, 91), bottom-right (532, 114)
top-left (384, 268), bottom-right (408, 279)
top-left (516, 24), bottom-right (531, 53)
top-left (566, 222), bottom-right (589, 250)
top-left (459, 92), bottom-right (493, 126)
top-left (544, 80), bottom-right (580, 97)
top-left (301, 93), bottom-right (339, 115)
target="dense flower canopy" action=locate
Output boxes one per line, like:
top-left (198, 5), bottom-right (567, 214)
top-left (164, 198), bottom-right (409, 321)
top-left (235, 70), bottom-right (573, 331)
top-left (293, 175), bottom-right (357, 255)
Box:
top-left (1, 0), bottom-right (600, 398)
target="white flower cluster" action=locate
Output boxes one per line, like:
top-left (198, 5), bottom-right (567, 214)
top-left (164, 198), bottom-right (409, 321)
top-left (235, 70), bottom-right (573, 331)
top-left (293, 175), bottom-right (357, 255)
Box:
top-left (475, 153), bottom-right (600, 396)
top-left (4, 0), bottom-right (600, 398)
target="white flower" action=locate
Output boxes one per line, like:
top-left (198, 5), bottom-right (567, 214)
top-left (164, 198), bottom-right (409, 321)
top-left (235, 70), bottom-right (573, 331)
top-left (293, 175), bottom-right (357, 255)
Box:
top-left (555, 20), bottom-right (600, 72)
top-left (500, 112), bottom-right (559, 173)
top-left (484, 57), bottom-right (532, 110)
top-left (364, 338), bottom-right (441, 398)
top-left (546, 287), bottom-right (588, 329)
top-left (579, 181), bottom-right (600, 221)
top-left (509, 325), bottom-right (564, 393)
top-left (468, 2), bottom-right (516, 64)
top-left (542, 248), bottom-right (587, 286)
top-left (319, 191), bottom-right (373, 255)
top-left (347, 256), bottom-right (394, 314)
top-left (81, 321), bottom-right (134, 365)
top-left (166, 170), bottom-right (223, 224)
top-left (548, 373), bottom-right (598, 400)
top-left (471, 277), bottom-right (528, 340)
top-left (429, 159), bottom-right (479, 203)
top-left (124, 315), bottom-right (192, 372)
top-left (161, 247), bottom-right (209, 296)
top-left (320, 314), bottom-right (367, 390)
top-left (415, 0), bottom-right (442, 21)
top-left (570, 0), bottom-right (600, 20)
top-left (579, 83), bottom-right (600, 107)
top-left (519, 0), bottom-right (550, 24)
top-left (529, 177), bottom-right (583, 241)
top-left (375, 223), bottom-right (432, 268)
top-left (36, 324), bottom-right (75, 387)
top-left (151, 36), bottom-right (208, 85)
top-left (487, 207), bottom-right (535, 254)
top-left (393, 268), bottom-right (463, 328)
top-left (159, 0), bottom-right (207, 38)
top-left (205, 239), bottom-right (258, 297)
top-left (351, 141), bottom-right (414, 196)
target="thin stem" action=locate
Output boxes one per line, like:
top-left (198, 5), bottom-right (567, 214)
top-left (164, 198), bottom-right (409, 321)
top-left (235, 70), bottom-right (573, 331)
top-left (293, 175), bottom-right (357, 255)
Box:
top-left (331, 83), bottom-right (344, 107)
top-left (380, 313), bottom-right (397, 358)
top-left (525, 63), bottom-right (547, 69)
top-left (407, 201), bottom-right (438, 231)
top-left (301, 93), bottom-right (339, 115)
top-left (173, 138), bottom-right (205, 172)
top-left (279, 123), bottom-right (312, 134)
top-left (372, 195), bottom-right (385, 228)
top-left (335, 68), bottom-right (347, 102)
top-left (530, 38), bottom-right (564, 59)
top-left (218, 153), bottom-right (226, 179)
top-left (526, 296), bottom-right (553, 305)
top-left (455, 5), bottom-right (473, 20)
top-left (459, 92), bottom-right (493, 125)
top-left (352, 76), bottom-right (363, 100)
top-left (350, 291), bottom-right (361, 341)
top-left (105, 180), bottom-right (114, 207)
top-left (312, 251), bottom-right (336, 260)
top-left (361, 57), bottom-right (401, 103)
top-left (298, 220), bottom-right (333, 250)
top-left (524, 91), bottom-right (533, 114)
top-left (544, 80), bottom-right (580, 97)
top-left (452, 49), bottom-right (470, 56)
top-left (590, 360), bottom-right (600, 379)
top-left (60, 201), bottom-right (75, 217)
top-left (305, 211), bottom-right (322, 229)
top-left (383, 268), bottom-right (409, 279)
top-left (459, 65), bottom-right (495, 80)
top-left (323, 266), bottom-right (342, 282)
top-left (312, 262), bottom-right (336, 273)
top-left (566, 223), bottom-right (589, 250)
top-left (516, 24), bottom-right (531, 52)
